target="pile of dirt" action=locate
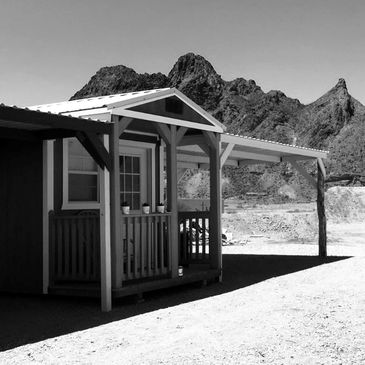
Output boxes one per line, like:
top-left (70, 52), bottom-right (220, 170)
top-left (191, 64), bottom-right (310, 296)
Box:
top-left (222, 187), bottom-right (365, 243)
top-left (222, 209), bottom-right (318, 243)
top-left (325, 186), bottom-right (365, 222)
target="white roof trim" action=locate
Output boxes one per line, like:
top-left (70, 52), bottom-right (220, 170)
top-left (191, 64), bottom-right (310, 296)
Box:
top-left (107, 88), bottom-right (225, 133)
top-left (115, 109), bottom-right (221, 133)
top-left (28, 88), bottom-right (225, 133)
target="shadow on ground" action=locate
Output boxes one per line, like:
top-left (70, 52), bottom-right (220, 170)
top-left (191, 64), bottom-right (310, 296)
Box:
top-left (0, 254), bottom-right (349, 351)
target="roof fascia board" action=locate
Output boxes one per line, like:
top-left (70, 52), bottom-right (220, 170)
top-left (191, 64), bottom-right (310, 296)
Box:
top-left (113, 109), bottom-right (222, 132)
top-left (65, 107), bottom-right (110, 118)
top-left (222, 134), bottom-right (328, 160)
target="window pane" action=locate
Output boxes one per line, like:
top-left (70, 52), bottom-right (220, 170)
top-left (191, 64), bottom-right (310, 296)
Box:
top-left (133, 175), bottom-right (140, 191)
top-left (69, 174), bottom-right (97, 201)
top-left (124, 193), bottom-right (132, 207)
top-left (120, 174), bottom-right (124, 191)
top-left (125, 156), bottom-right (132, 173)
top-left (132, 193), bottom-right (140, 210)
top-left (68, 139), bottom-right (97, 172)
top-left (125, 174), bottom-right (132, 191)
top-left (119, 156), bottom-right (124, 173)
top-left (132, 157), bottom-right (140, 173)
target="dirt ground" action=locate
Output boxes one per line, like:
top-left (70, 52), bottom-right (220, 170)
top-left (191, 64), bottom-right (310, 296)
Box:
top-left (1, 187), bottom-right (365, 364)
top-left (1, 242), bottom-right (364, 364)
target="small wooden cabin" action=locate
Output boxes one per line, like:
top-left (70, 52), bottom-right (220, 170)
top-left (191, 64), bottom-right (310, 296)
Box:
top-left (0, 89), bottom-right (328, 311)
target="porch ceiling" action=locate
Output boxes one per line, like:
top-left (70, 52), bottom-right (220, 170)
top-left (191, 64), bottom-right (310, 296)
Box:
top-left (176, 132), bottom-right (328, 168)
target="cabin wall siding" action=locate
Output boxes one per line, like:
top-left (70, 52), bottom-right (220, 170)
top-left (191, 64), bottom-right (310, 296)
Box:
top-left (0, 139), bottom-right (43, 293)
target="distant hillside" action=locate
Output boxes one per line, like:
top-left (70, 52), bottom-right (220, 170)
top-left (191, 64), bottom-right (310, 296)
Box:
top-left (71, 53), bottom-right (365, 200)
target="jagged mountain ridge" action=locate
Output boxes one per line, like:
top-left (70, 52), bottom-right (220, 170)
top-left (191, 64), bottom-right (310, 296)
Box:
top-left (72, 53), bottom-right (365, 180)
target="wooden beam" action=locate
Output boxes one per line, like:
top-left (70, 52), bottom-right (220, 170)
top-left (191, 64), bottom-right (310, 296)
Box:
top-left (117, 109), bottom-right (220, 132)
top-left (203, 131), bottom-right (217, 150)
top-left (220, 142), bottom-right (235, 166)
top-left (176, 127), bottom-right (188, 145)
top-left (36, 129), bottom-right (77, 140)
top-left (318, 158), bottom-right (326, 179)
top-left (154, 123), bottom-right (171, 145)
top-left (76, 131), bottom-right (112, 171)
top-left (286, 158), bottom-right (317, 189)
top-left (118, 116), bottom-right (133, 136)
top-left (317, 160), bottom-right (327, 257)
top-left (166, 125), bottom-right (179, 277)
top-left (100, 135), bottom-right (112, 312)
top-left (110, 115), bottom-right (123, 289)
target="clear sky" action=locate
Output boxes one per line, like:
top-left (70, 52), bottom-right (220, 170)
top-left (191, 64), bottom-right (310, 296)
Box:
top-left (1, 0), bottom-right (365, 106)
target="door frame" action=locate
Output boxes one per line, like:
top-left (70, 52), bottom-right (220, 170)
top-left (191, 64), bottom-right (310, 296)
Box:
top-left (119, 139), bottom-right (156, 212)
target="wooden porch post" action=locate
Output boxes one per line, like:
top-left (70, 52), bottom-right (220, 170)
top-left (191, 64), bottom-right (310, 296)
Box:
top-left (100, 135), bottom-right (112, 312)
top-left (166, 125), bottom-right (179, 278)
top-left (205, 132), bottom-right (222, 277)
top-left (110, 115), bottom-right (122, 288)
top-left (317, 158), bottom-right (327, 257)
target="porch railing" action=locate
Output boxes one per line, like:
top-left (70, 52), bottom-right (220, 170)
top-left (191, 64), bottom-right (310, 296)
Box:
top-left (178, 211), bottom-right (210, 265)
top-left (49, 211), bottom-right (100, 283)
top-left (121, 213), bottom-right (172, 281)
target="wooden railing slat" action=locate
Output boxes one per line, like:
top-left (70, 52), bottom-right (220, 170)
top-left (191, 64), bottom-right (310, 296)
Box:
top-left (140, 216), bottom-right (145, 277)
top-left (85, 217), bottom-right (91, 278)
top-left (126, 216), bottom-right (131, 279)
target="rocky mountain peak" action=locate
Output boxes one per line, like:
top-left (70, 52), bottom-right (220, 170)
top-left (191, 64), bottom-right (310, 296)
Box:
top-left (168, 53), bottom-right (225, 111)
top-left (168, 53), bottom-right (220, 86)
top-left (335, 78), bottom-right (347, 90)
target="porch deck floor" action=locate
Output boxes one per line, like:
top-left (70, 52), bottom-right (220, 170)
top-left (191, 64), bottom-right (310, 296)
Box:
top-left (48, 266), bottom-right (220, 299)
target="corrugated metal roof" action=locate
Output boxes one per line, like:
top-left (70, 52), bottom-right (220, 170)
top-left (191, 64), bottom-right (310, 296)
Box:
top-left (222, 133), bottom-right (329, 155)
top-left (28, 88), bottom-right (170, 114)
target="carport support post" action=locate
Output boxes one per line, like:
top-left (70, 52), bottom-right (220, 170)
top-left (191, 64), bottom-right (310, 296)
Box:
top-left (317, 158), bottom-right (327, 257)
top-left (100, 135), bottom-right (112, 312)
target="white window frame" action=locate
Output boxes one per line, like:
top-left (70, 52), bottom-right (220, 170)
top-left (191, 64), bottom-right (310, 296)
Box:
top-left (62, 138), bottom-right (101, 210)
top-left (119, 139), bottom-right (156, 211)
top-left (62, 137), bottom-right (156, 211)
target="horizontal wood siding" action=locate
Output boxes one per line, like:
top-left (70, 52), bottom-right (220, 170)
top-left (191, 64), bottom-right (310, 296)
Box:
top-left (178, 211), bottom-right (210, 265)
top-left (0, 140), bottom-right (43, 293)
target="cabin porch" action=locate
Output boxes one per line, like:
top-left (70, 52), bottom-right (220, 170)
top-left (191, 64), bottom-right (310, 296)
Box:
top-left (48, 210), bottom-right (215, 298)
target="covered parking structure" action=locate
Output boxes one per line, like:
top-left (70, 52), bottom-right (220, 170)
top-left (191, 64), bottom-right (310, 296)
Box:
top-left (177, 131), bottom-right (328, 257)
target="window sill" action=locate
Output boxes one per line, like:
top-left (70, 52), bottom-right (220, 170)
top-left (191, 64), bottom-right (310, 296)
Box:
top-left (62, 202), bottom-right (100, 210)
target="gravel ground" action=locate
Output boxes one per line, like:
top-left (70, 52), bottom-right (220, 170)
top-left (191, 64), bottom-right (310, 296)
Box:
top-left (1, 242), bottom-right (364, 364)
